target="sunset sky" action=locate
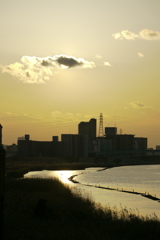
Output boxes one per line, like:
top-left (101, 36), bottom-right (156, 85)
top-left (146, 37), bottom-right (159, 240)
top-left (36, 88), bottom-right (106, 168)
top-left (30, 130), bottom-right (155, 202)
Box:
top-left (1, 0), bottom-right (160, 148)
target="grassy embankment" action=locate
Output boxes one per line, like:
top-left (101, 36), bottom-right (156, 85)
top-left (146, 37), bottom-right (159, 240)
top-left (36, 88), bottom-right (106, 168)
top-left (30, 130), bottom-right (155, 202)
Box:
top-left (5, 157), bottom-right (106, 178)
top-left (4, 157), bottom-right (160, 240)
top-left (5, 156), bottom-right (160, 178)
top-left (4, 177), bottom-right (160, 240)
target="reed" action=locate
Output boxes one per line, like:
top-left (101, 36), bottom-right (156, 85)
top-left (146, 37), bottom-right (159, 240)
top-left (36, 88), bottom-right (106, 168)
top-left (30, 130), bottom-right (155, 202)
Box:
top-left (5, 157), bottom-right (102, 178)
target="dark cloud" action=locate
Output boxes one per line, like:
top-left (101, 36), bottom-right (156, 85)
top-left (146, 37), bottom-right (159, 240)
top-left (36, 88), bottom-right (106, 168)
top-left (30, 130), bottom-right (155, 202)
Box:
top-left (26, 72), bottom-right (30, 77)
top-left (130, 101), bottom-right (149, 109)
top-left (41, 60), bottom-right (51, 66)
top-left (135, 103), bottom-right (145, 107)
top-left (56, 56), bottom-right (83, 68)
top-left (149, 32), bottom-right (157, 37)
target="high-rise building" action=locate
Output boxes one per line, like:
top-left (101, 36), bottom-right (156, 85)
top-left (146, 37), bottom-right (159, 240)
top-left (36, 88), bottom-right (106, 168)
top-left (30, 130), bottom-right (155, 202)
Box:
top-left (89, 118), bottom-right (97, 140)
top-left (78, 118), bottom-right (96, 140)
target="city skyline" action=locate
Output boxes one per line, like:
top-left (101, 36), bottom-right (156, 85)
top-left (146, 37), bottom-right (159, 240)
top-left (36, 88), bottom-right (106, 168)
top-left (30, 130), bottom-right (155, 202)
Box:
top-left (1, 116), bottom-right (148, 150)
top-left (1, 0), bottom-right (160, 148)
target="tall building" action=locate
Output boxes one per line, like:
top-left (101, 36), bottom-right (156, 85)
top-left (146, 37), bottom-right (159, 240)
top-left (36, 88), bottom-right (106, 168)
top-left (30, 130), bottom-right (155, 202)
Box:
top-left (78, 118), bottom-right (96, 140)
top-left (89, 118), bottom-right (97, 140)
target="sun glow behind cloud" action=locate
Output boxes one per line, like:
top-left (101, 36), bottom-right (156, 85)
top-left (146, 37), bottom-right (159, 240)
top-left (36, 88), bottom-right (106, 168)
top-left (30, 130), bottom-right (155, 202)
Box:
top-left (0, 55), bottom-right (95, 84)
top-left (137, 52), bottom-right (144, 58)
top-left (61, 65), bottom-right (69, 69)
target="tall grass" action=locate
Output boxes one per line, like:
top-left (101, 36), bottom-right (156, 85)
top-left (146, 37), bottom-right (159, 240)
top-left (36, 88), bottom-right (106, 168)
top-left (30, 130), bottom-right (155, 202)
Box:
top-left (5, 157), bottom-right (101, 178)
top-left (4, 177), bottom-right (160, 240)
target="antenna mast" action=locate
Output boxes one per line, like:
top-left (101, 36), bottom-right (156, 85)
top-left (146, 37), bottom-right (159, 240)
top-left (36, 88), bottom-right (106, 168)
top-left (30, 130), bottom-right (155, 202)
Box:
top-left (98, 113), bottom-right (104, 137)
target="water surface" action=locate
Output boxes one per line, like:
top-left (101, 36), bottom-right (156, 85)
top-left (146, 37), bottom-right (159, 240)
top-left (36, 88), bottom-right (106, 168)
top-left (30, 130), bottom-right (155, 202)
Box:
top-left (25, 165), bottom-right (160, 218)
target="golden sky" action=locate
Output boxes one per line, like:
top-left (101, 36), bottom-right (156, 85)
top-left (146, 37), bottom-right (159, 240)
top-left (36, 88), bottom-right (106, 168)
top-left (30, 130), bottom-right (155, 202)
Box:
top-left (0, 0), bottom-right (160, 148)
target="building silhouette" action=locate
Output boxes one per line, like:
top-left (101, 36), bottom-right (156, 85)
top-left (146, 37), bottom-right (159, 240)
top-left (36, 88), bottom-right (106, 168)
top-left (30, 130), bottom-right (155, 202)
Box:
top-left (61, 134), bottom-right (88, 159)
top-left (18, 133), bottom-right (88, 159)
top-left (18, 135), bottom-right (63, 157)
top-left (17, 116), bottom-right (148, 159)
top-left (134, 137), bottom-right (147, 151)
top-left (78, 118), bottom-right (96, 155)
top-left (105, 127), bottom-right (117, 136)
top-left (6, 144), bottom-right (17, 157)
top-left (96, 127), bottom-right (148, 156)
top-left (78, 118), bottom-right (96, 140)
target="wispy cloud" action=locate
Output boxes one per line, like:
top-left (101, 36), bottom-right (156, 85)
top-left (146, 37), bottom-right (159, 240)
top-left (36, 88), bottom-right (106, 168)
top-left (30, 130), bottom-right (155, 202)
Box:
top-left (0, 55), bottom-right (95, 84)
top-left (112, 29), bottom-right (160, 40)
top-left (0, 111), bottom-right (96, 125)
top-left (113, 30), bottom-right (138, 40)
top-left (51, 111), bottom-right (74, 122)
top-left (137, 52), bottom-right (144, 58)
top-left (51, 111), bottom-right (93, 123)
top-left (0, 111), bottom-right (43, 121)
top-left (139, 29), bottom-right (160, 40)
top-left (96, 54), bottom-right (103, 59)
top-left (104, 62), bottom-right (112, 67)
top-left (130, 102), bottom-right (149, 109)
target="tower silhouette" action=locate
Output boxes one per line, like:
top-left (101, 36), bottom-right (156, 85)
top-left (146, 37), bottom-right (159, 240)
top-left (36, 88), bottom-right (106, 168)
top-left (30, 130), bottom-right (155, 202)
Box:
top-left (98, 113), bottom-right (104, 137)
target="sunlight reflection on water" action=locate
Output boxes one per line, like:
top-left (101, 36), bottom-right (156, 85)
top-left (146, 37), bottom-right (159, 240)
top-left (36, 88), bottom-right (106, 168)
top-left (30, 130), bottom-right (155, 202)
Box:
top-left (24, 170), bottom-right (81, 184)
top-left (24, 165), bottom-right (160, 219)
top-left (53, 170), bottom-right (77, 184)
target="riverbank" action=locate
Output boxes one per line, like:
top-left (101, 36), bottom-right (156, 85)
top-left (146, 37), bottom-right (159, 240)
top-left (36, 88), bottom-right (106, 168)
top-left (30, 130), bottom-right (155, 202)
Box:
top-left (5, 157), bottom-right (109, 178)
top-left (5, 156), bottom-right (160, 179)
top-left (4, 177), bottom-right (160, 240)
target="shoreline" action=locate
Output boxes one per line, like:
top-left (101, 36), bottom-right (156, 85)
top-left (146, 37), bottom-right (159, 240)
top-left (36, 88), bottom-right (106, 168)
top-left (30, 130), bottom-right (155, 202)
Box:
top-left (68, 167), bottom-right (160, 204)
top-left (5, 155), bottom-right (160, 177)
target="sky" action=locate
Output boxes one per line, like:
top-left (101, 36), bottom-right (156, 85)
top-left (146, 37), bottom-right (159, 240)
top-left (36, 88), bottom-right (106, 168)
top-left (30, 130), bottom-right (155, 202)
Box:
top-left (0, 0), bottom-right (160, 148)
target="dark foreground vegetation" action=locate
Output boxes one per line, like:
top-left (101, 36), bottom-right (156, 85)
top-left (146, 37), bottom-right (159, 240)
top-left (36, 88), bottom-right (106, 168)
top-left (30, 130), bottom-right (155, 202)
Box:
top-left (5, 157), bottom-right (104, 178)
top-left (4, 177), bottom-right (160, 240)
top-left (5, 156), bottom-right (160, 179)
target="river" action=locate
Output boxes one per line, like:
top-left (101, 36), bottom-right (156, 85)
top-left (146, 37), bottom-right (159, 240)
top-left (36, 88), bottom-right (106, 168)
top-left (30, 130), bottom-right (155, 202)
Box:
top-left (24, 164), bottom-right (160, 219)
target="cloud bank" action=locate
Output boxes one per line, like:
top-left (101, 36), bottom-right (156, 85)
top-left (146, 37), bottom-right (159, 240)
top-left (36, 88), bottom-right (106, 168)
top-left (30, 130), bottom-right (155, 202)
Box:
top-left (0, 55), bottom-right (95, 84)
top-left (112, 29), bottom-right (160, 40)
